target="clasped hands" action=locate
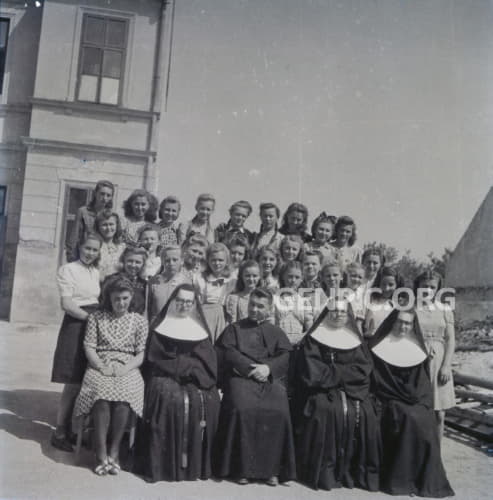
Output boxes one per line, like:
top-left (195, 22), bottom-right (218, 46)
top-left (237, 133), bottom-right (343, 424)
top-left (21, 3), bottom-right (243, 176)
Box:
top-left (98, 362), bottom-right (128, 377)
top-left (248, 363), bottom-right (270, 383)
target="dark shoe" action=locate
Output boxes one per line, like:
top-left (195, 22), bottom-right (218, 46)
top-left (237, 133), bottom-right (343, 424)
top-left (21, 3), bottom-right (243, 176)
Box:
top-left (67, 431), bottom-right (78, 445)
top-left (266, 476), bottom-right (278, 486)
top-left (50, 433), bottom-right (74, 452)
top-left (236, 478), bottom-right (249, 485)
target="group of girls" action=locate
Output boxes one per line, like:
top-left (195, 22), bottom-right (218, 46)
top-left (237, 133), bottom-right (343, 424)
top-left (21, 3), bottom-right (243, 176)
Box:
top-left (50, 180), bottom-right (456, 496)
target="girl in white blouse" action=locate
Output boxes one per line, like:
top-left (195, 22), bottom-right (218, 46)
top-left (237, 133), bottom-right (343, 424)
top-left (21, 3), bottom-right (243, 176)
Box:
top-left (50, 233), bottom-right (102, 452)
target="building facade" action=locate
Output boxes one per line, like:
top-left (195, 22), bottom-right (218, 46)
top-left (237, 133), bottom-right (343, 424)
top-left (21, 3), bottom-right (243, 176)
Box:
top-left (0, 0), bottom-right (173, 323)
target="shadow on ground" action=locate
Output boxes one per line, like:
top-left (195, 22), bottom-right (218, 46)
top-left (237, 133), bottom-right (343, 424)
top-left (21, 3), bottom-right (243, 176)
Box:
top-left (0, 389), bottom-right (92, 467)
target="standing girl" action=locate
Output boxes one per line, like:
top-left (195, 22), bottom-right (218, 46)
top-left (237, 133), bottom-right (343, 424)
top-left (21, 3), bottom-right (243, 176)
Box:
top-left (279, 202), bottom-right (311, 243)
top-left (364, 266), bottom-right (403, 337)
top-left (182, 236), bottom-right (208, 281)
top-left (215, 200), bottom-right (255, 247)
top-left (137, 224), bottom-right (162, 280)
top-left (414, 270), bottom-right (456, 440)
top-left (225, 260), bottom-right (261, 324)
top-left (251, 202), bottom-right (284, 256)
top-left (362, 247), bottom-right (385, 289)
top-left (121, 189), bottom-right (158, 245)
top-left (256, 245), bottom-right (280, 292)
top-left (157, 195), bottom-right (182, 247)
top-left (345, 261), bottom-right (367, 332)
top-left (51, 232), bottom-right (102, 451)
top-left (305, 212), bottom-right (337, 264)
top-left (179, 193), bottom-right (216, 245)
top-left (275, 261), bottom-right (313, 345)
top-left (279, 234), bottom-right (304, 264)
top-left (94, 209), bottom-right (125, 282)
top-left (147, 245), bottom-right (191, 324)
top-left (227, 235), bottom-right (250, 279)
top-left (315, 261), bottom-right (344, 317)
top-left (194, 242), bottom-right (236, 342)
top-left (66, 180), bottom-right (114, 262)
top-left (104, 246), bottom-right (148, 315)
top-left (331, 215), bottom-right (362, 270)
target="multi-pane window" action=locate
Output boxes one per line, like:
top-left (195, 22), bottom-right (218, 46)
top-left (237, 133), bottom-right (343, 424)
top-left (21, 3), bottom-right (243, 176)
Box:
top-left (0, 18), bottom-right (10, 94)
top-left (77, 15), bottom-right (128, 105)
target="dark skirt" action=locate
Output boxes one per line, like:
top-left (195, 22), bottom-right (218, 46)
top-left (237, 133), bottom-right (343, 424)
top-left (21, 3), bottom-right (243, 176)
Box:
top-left (296, 391), bottom-right (381, 491)
top-left (134, 376), bottom-right (220, 482)
top-left (51, 304), bottom-right (99, 384)
top-left (380, 400), bottom-right (454, 497)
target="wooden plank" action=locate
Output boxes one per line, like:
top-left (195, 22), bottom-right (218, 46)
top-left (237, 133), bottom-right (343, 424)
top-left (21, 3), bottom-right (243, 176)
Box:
top-left (447, 407), bottom-right (493, 426)
top-left (445, 414), bottom-right (493, 442)
top-left (455, 388), bottom-right (493, 405)
top-left (454, 371), bottom-right (493, 390)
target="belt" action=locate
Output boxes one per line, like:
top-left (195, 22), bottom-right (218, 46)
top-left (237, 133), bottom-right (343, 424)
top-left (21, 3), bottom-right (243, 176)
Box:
top-left (337, 389), bottom-right (349, 481)
top-left (198, 389), bottom-right (207, 443)
top-left (181, 388), bottom-right (190, 469)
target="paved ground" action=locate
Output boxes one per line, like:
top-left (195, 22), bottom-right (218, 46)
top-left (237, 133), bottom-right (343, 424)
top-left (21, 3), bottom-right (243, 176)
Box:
top-left (0, 321), bottom-right (491, 500)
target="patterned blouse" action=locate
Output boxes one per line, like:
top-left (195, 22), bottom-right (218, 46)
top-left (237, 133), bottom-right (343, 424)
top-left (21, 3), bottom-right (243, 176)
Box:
top-left (225, 292), bottom-right (251, 323)
top-left (304, 241), bottom-right (338, 264)
top-left (158, 221), bottom-right (181, 246)
top-left (121, 218), bottom-right (147, 245)
top-left (84, 310), bottom-right (148, 365)
top-left (98, 241), bottom-right (125, 282)
top-left (274, 292), bottom-right (313, 344)
top-left (178, 219), bottom-right (215, 245)
top-left (330, 243), bottom-right (362, 269)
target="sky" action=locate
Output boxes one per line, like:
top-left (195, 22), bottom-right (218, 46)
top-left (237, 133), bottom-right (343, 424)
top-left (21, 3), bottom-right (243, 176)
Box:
top-left (157, 0), bottom-right (493, 259)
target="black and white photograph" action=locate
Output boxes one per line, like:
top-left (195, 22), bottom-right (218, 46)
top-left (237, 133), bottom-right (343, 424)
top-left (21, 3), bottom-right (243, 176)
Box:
top-left (0, 0), bottom-right (492, 499)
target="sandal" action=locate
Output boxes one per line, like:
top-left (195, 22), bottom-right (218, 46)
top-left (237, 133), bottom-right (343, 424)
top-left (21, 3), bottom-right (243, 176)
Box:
top-left (94, 460), bottom-right (109, 476)
top-left (50, 433), bottom-right (74, 452)
top-left (106, 456), bottom-right (121, 476)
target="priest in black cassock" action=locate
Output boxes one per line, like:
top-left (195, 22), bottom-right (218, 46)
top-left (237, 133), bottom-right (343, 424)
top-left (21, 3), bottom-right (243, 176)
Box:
top-left (294, 298), bottom-right (380, 491)
top-left (370, 309), bottom-right (454, 498)
top-left (214, 287), bottom-right (296, 486)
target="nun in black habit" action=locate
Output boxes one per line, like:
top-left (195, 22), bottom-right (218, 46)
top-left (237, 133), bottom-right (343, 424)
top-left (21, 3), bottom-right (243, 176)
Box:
top-left (294, 298), bottom-right (381, 491)
top-left (133, 283), bottom-right (220, 482)
top-left (369, 309), bottom-right (454, 498)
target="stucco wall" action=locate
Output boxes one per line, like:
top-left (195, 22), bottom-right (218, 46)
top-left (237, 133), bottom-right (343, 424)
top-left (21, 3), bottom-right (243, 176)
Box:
top-left (0, 2), bottom-right (43, 319)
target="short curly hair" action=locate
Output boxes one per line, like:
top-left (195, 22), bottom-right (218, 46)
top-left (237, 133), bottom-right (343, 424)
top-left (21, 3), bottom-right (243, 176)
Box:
top-left (122, 189), bottom-right (158, 222)
top-left (94, 209), bottom-right (123, 244)
top-left (334, 215), bottom-right (357, 246)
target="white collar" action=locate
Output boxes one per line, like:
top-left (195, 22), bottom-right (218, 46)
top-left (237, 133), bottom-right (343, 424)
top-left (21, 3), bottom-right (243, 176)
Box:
top-left (372, 332), bottom-right (427, 367)
top-left (154, 315), bottom-right (208, 341)
top-left (310, 323), bottom-right (362, 350)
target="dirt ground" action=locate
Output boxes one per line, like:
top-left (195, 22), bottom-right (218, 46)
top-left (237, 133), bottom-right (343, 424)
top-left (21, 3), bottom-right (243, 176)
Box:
top-left (0, 321), bottom-right (491, 500)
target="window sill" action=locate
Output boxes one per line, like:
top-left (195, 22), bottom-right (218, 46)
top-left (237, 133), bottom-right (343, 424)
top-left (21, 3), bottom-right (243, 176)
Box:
top-left (30, 97), bottom-right (159, 122)
top-left (21, 136), bottom-right (156, 161)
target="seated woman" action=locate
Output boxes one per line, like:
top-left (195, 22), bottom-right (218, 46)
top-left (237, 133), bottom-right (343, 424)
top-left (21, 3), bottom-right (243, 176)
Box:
top-left (73, 277), bottom-right (148, 475)
top-left (369, 309), bottom-right (454, 498)
top-left (134, 284), bottom-right (220, 482)
top-left (294, 298), bottom-right (380, 491)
